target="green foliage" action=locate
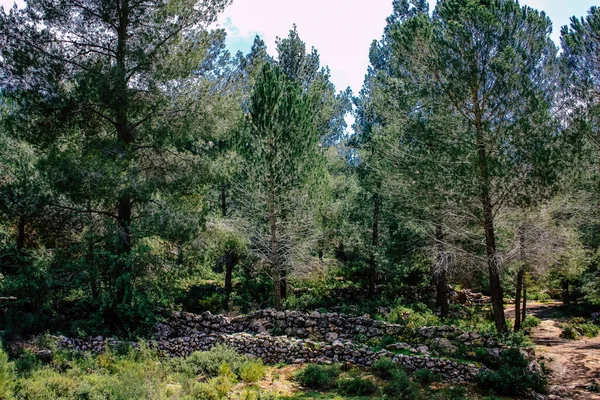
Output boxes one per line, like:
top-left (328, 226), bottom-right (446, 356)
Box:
top-left (561, 318), bottom-right (600, 339)
top-left (383, 370), bottom-right (422, 400)
top-left (294, 364), bottom-right (341, 391)
top-left (0, 346), bottom-right (14, 399)
top-left (239, 360), bottom-right (267, 383)
top-left (412, 368), bottom-right (441, 387)
top-left (170, 344), bottom-right (248, 378)
top-left (522, 316), bottom-right (541, 329)
top-left (430, 386), bottom-right (468, 400)
top-left (387, 304), bottom-right (440, 329)
top-left (336, 376), bottom-right (377, 396)
top-left (372, 357), bottom-right (398, 381)
top-left (475, 348), bottom-right (546, 395)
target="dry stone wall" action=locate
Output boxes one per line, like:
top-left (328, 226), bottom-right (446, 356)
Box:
top-left (57, 332), bottom-right (481, 382)
top-left (54, 308), bottom-right (494, 382)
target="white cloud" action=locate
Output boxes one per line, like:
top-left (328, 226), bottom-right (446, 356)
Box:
top-left (216, 0), bottom-right (394, 94)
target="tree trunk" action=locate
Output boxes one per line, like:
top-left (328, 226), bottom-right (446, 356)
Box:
top-left (522, 278), bottom-right (527, 322)
top-left (562, 279), bottom-right (570, 305)
top-left (220, 184), bottom-right (227, 217)
top-left (474, 98), bottom-right (507, 333)
top-left (434, 224), bottom-right (449, 317)
top-left (176, 242), bottom-right (184, 265)
top-left (224, 249), bottom-right (237, 308)
top-left (280, 273), bottom-right (287, 301)
top-left (368, 192), bottom-right (380, 296)
top-left (16, 215), bottom-right (25, 251)
top-left (514, 225), bottom-right (526, 331)
top-left (514, 267), bottom-right (525, 331)
top-left (274, 272), bottom-right (282, 311)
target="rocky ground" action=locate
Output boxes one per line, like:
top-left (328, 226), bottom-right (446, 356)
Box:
top-left (507, 302), bottom-right (600, 400)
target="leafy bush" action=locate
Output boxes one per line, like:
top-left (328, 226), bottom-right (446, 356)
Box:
top-left (412, 368), bottom-right (441, 386)
top-left (175, 344), bottom-right (248, 377)
top-left (475, 348), bottom-right (546, 396)
top-left (294, 364), bottom-right (340, 390)
top-left (561, 325), bottom-right (578, 340)
top-left (0, 347), bottom-right (14, 399)
top-left (561, 318), bottom-right (600, 339)
top-left (239, 360), bottom-right (266, 383)
top-left (388, 304), bottom-right (440, 329)
top-left (522, 316), bottom-right (541, 329)
top-left (383, 369), bottom-right (422, 400)
top-left (431, 386), bottom-right (468, 400)
top-left (372, 357), bottom-right (398, 380)
top-left (337, 376), bottom-right (377, 396)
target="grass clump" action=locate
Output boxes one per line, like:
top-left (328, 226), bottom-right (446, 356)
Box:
top-left (294, 364), bottom-right (341, 391)
top-left (561, 317), bottom-right (600, 339)
top-left (383, 369), bottom-right (422, 400)
top-left (239, 360), bottom-right (267, 383)
top-left (521, 315), bottom-right (541, 329)
top-left (174, 343), bottom-right (248, 377)
top-left (337, 376), bottom-right (377, 396)
top-left (475, 347), bottom-right (546, 396)
top-left (412, 368), bottom-right (441, 387)
top-left (430, 386), bottom-right (468, 400)
top-left (372, 357), bottom-right (397, 380)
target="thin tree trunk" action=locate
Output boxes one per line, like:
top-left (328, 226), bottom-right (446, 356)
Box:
top-left (16, 215), bottom-right (25, 251)
top-left (562, 279), bottom-right (570, 305)
top-left (522, 278), bottom-right (527, 322)
top-left (435, 224), bottom-right (449, 317)
top-left (280, 273), bottom-right (287, 301)
top-left (368, 192), bottom-right (380, 296)
top-left (514, 268), bottom-right (525, 331)
top-left (268, 175), bottom-right (281, 310)
top-left (224, 249), bottom-right (237, 309)
top-left (220, 184), bottom-right (227, 217)
top-left (176, 242), bottom-right (184, 265)
top-left (474, 96), bottom-right (507, 334)
top-left (514, 225), bottom-right (526, 331)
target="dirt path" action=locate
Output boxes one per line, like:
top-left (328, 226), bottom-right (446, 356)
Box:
top-left (506, 302), bottom-right (600, 399)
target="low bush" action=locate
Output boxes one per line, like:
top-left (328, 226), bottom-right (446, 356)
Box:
top-left (294, 364), bottom-right (341, 391)
top-left (412, 368), bottom-right (441, 386)
top-left (475, 347), bottom-right (546, 396)
top-left (383, 369), bottom-right (422, 400)
top-left (522, 316), bottom-right (541, 329)
top-left (239, 360), bottom-right (266, 383)
top-left (372, 357), bottom-right (397, 380)
top-left (561, 318), bottom-right (600, 339)
top-left (337, 376), bottom-right (378, 396)
top-left (174, 344), bottom-right (248, 377)
top-left (431, 386), bottom-right (468, 400)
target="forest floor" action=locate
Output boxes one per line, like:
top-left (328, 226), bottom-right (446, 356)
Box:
top-left (506, 301), bottom-right (600, 400)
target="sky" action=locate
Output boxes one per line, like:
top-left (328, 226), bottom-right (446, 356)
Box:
top-left (1, 0), bottom-right (597, 96)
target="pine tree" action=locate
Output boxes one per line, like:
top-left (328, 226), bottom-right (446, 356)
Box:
top-left (237, 63), bottom-right (323, 310)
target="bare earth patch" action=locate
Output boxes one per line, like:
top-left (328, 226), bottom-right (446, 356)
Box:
top-left (507, 302), bottom-right (600, 400)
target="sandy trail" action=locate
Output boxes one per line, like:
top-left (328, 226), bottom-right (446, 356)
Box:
top-left (506, 302), bottom-right (600, 399)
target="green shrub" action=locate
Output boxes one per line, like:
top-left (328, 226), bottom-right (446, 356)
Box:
top-left (239, 360), bottom-right (266, 383)
top-left (522, 316), bottom-right (541, 329)
top-left (388, 305), bottom-right (440, 329)
top-left (561, 325), bottom-right (578, 340)
top-left (337, 376), bottom-right (377, 396)
top-left (0, 347), bottom-right (14, 399)
top-left (372, 357), bottom-right (398, 380)
top-left (176, 344), bottom-right (248, 377)
top-left (580, 322), bottom-right (600, 338)
top-left (560, 318), bottom-right (599, 339)
top-left (431, 386), bottom-right (468, 400)
top-left (294, 364), bottom-right (340, 391)
top-left (383, 370), bottom-right (422, 400)
top-left (412, 368), bottom-right (441, 386)
top-left (475, 348), bottom-right (546, 396)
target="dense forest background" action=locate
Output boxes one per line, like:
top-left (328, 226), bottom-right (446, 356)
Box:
top-left (1, 0), bottom-right (600, 340)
